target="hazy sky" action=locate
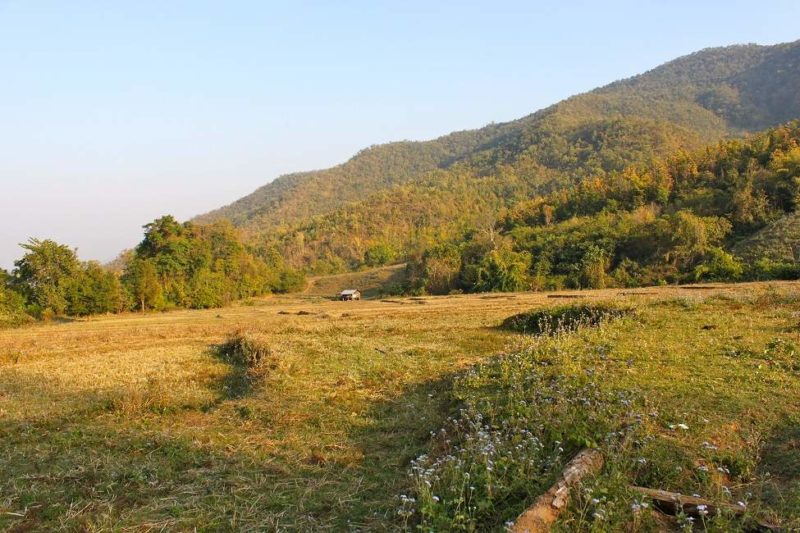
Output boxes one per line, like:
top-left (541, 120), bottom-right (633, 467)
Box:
top-left (1, 1), bottom-right (799, 269)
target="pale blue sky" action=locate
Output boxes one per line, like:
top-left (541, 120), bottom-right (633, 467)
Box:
top-left (1, 1), bottom-right (799, 268)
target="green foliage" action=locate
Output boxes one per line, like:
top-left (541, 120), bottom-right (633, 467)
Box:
top-left (464, 245), bottom-right (531, 293)
top-left (64, 261), bottom-right (126, 316)
top-left (122, 216), bottom-right (302, 310)
top-left (11, 238), bottom-right (82, 317)
top-left (0, 271), bottom-right (31, 327)
top-left (579, 245), bottom-right (610, 289)
top-left (363, 242), bottom-right (396, 267)
top-left (748, 256), bottom-right (800, 280)
top-left (122, 258), bottom-right (164, 311)
top-left (406, 341), bottom-right (634, 530)
top-left (407, 243), bottom-right (462, 295)
top-left (10, 239), bottom-right (127, 318)
top-left (406, 121), bottom-right (800, 294)
top-left (694, 247), bottom-right (744, 281)
top-left (5, 217), bottom-right (305, 322)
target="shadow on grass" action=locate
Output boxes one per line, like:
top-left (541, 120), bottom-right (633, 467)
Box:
top-left (0, 414), bottom-right (289, 531)
top-left (208, 342), bottom-right (265, 402)
top-left (757, 420), bottom-right (800, 524)
top-left (0, 354), bottom-right (471, 530)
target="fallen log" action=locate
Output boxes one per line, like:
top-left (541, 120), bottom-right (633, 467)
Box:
top-left (511, 449), bottom-right (603, 533)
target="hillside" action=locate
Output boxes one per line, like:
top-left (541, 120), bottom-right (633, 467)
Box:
top-left (197, 40), bottom-right (800, 272)
top-left (303, 263), bottom-right (407, 299)
top-left (405, 122), bottom-right (800, 294)
top-left (733, 211), bottom-right (800, 262)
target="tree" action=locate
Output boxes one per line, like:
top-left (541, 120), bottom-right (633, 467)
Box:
top-left (364, 242), bottom-right (396, 267)
top-left (694, 247), bottom-right (744, 281)
top-left (667, 211), bottom-right (731, 270)
top-left (418, 244), bottom-right (462, 295)
top-left (123, 258), bottom-right (164, 311)
top-left (64, 262), bottom-right (125, 316)
top-left (0, 269), bottom-right (29, 327)
top-left (470, 247), bottom-right (530, 293)
top-left (12, 238), bottom-right (81, 317)
top-left (579, 245), bottom-right (610, 289)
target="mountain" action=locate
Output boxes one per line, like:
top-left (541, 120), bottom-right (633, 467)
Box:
top-left (196, 40), bottom-right (800, 272)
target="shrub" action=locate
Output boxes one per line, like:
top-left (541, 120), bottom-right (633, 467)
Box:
top-left (501, 302), bottom-right (633, 335)
top-left (0, 285), bottom-right (32, 328)
top-left (748, 256), bottom-right (800, 281)
top-left (693, 247), bottom-right (743, 281)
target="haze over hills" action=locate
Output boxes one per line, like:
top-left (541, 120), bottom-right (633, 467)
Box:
top-left (197, 39), bottom-right (800, 272)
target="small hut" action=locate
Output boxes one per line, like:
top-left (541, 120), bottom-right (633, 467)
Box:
top-left (339, 289), bottom-right (361, 301)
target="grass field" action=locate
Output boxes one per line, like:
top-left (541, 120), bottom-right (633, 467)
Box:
top-left (2, 282), bottom-right (800, 530)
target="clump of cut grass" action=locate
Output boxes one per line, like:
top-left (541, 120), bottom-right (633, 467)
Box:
top-left (501, 302), bottom-right (633, 336)
top-left (218, 329), bottom-right (272, 369)
top-left (215, 329), bottom-right (275, 400)
top-left (654, 296), bottom-right (700, 310)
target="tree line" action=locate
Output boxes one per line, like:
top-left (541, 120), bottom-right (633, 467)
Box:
top-left (0, 215), bottom-right (304, 326)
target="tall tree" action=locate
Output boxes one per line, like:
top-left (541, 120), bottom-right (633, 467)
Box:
top-left (12, 239), bottom-right (81, 317)
top-left (122, 258), bottom-right (164, 312)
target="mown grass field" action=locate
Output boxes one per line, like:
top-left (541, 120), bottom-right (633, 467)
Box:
top-left (1, 282), bottom-right (800, 530)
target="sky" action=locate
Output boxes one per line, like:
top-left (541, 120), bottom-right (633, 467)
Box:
top-left (1, 1), bottom-right (799, 269)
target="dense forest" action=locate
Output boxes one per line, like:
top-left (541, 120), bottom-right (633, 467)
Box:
top-left (406, 122), bottom-right (800, 294)
top-left (197, 40), bottom-right (800, 272)
top-left (0, 216), bottom-right (304, 325)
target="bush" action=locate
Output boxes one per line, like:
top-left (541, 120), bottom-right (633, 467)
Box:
top-left (501, 302), bottom-right (633, 336)
top-left (218, 330), bottom-right (271, 369)
top-left (364, 242), bottom-right (396, 267)
top-left (748, 256), bottom-right (800, 281)
top-left (0, 285), bottom-right (32, 328)
top-left (693, 247), bottom-right (743, 281)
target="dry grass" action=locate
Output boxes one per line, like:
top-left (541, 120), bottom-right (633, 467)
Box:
top-left (1, 281), bottom-right (799, 530)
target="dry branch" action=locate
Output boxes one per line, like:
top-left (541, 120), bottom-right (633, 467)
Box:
top-left (511, 449), bottom-right (603, 533)
top-left (630, 486), bottom-right (782, 532)
top-left (631, 485), bottom-right (746, 516)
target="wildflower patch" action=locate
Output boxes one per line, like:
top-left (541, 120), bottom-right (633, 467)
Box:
top-left (501, 302), bottom-right (633, 336)
top-left (402, 344), bottom-right (635, 530)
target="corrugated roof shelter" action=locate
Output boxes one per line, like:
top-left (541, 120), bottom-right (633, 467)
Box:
top-left (339, 289), bottom-right (361, 301)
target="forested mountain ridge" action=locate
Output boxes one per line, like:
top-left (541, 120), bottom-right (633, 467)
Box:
top-left (194, 126), bottom-right (503, 228)
top-left (197, 40), bottom-right (800, 272)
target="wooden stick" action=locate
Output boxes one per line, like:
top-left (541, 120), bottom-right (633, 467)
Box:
top-left (511, 449), bottom-right (603, 533)
top-left (630, 485), bottom-right (746, 516)
top-left (631, 486), bottom-right (782, 532)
